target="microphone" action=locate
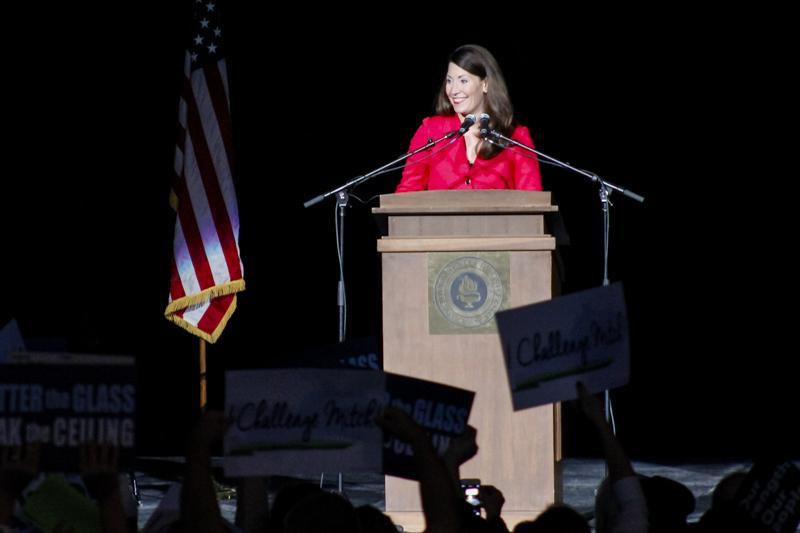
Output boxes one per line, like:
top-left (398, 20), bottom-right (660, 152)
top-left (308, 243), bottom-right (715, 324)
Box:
top-left (444, 114), bottom-right (476, 139)
top-left (479, 113), bottom-right (491, 138)
top-left (453, 114), bottom-right (476, 137)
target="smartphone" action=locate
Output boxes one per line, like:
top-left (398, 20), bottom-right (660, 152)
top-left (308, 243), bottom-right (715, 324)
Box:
top-left (460, 478), bottom-right (481, 516)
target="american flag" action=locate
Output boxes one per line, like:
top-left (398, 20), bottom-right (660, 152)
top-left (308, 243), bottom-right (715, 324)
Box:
top-left (165, 0), bottom-right (244, 343)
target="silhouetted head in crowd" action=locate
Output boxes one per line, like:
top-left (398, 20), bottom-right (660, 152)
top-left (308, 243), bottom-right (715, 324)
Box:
top-left (595, 474), bottom-right (695, 533)
top-left (282, 490), bottom-right (360, 533)
top-left (268, 482), bottom-right (325, 533)
top-left (640, 475), bottom-right (695, 531)
top-left (355, 505), bottom-right (397, 533)
top-left (710, 471), bottom-right (747, 509)
top-left (514, 503), bottom-right (590, 533)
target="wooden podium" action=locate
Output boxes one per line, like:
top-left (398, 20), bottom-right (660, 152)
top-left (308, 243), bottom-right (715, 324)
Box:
top-left (374, 190), bottom-right (561, 531)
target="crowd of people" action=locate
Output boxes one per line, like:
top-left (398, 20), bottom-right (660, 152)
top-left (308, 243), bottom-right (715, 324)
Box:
top-left (3, 380), bottom-right (797, 532)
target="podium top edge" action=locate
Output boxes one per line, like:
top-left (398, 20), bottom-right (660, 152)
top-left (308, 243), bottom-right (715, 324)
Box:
top-left (372, 190), bottom-right (556, 213)
top-left (372, 205), bottom-right (558, 214)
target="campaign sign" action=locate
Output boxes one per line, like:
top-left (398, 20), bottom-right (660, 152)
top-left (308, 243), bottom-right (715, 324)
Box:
top-left (0, 362), bottom-right (136, 471)
top-left (295, 336), bottom-right (381, 371)
top-left (495, 282), bottom-right (630, 410)
top-left (224, 368), bottom-right (385, 477)
top-left (736, 460), bottom-right (800, 533)
top-left (383, 373), bottom-right (475, 480)
top-left (223, 369), bottom-right (476, 479)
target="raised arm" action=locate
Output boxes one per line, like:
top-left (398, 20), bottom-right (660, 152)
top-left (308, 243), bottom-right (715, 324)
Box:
top-left (181, 410), bottom-right (230, 533)
top-left (376, 407), bottom-right (464, 533)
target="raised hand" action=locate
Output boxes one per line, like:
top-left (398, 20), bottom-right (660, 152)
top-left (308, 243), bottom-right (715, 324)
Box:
top-left (479, 484), bottom-right (505, 521)
top-left (374, 406), bottom-right (429, 447)
top-left (442, 424), bottom-right (479, 468)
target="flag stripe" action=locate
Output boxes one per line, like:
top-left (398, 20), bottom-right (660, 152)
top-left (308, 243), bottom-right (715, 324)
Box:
top-left (170, 220), bottom-right (202, 300)
top-left (184, 69), bottom-right (242, 282)
top-left (169, 255), bottom-right (186, 300)
top-left (204, 62), bottom-right (235, 176)
top-left (174, 143), bottom-right (216, 291)
top-left (182, 130), bottom-right (228, 287)
top-left (197, 294), bottom-right (235, 334)
top-left (205, 63), bottom-right (240, 237)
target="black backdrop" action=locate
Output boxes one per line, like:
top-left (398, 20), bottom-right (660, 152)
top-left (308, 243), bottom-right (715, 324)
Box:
top-left (3, 5), bottom-right (796, 461)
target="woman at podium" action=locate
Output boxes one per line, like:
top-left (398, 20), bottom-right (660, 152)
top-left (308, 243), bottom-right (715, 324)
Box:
top-left (396, 44), bottom-right (543, 192)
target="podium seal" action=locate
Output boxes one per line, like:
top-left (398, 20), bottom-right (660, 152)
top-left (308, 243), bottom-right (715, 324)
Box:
top-left (434, 256), bottom-right (504, 328)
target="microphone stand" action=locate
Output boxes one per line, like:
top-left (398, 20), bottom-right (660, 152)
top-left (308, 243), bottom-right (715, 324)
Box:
top-left (304, 131), bottom-right (458, 343)
top-left (488, 130), bottom-right (644, 432)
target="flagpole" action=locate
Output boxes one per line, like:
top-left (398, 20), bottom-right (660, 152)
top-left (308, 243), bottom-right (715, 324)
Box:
top-left (199, 339), bottom-right (207, 412)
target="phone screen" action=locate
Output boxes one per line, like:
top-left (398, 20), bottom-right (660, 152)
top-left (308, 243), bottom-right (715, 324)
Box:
top-left (460, 478), bottom-right (481, 515)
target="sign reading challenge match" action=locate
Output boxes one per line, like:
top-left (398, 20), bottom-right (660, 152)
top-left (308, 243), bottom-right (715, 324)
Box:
top-left (224, 368), bottom-right (475, 479)
top-left (0, 362), bottom-right (136, 471)
top-left (495, 283), bottom-right (630, 410)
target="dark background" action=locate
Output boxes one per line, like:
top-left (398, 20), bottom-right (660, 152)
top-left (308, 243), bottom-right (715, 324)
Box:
top-left (2, 5), bottom-right (795, 461)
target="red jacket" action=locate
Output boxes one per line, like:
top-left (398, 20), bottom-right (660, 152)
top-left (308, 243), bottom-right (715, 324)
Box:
top-left (396, 114), bottom-right (543, 192)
